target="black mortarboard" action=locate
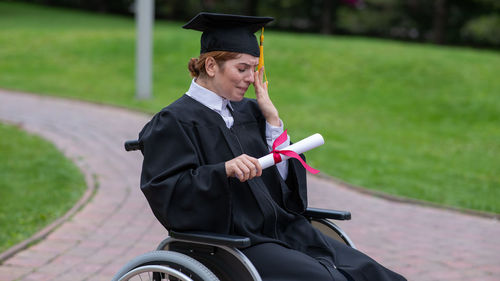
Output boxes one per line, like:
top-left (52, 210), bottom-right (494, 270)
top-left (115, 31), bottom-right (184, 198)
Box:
top-left (183, 12), bottom-right (274, 57)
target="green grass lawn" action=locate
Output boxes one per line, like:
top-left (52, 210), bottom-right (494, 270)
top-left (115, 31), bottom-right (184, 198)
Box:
top-left (0, 123), bottom-right (86, 253)
top-left (0, 2), bottom-right (499, 214)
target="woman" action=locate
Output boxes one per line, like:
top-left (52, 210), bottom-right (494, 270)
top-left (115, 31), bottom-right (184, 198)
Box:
top-left (138, 12), bottom-right (406, 281)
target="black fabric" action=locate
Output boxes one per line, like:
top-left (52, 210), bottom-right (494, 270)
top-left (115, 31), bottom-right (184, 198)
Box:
top-left (242, 243), bottom-right (349, 281)
top-left (138, 95), bottom-right (406, 281)
top-left (182, 12), bottom-right (274, 56)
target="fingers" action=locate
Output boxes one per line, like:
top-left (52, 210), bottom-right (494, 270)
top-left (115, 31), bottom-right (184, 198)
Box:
top-left (252, 67), bottom-right (279, 125)
top-left (233, 156), bottom-right (257, 182)
top-left (253, 72), bottom-right (261, 96)
top-left (247, 156), bottom-right (262, 177)
top-left (253, 67), bottom-right (266, 97)
top-left (225, 154), bottom-right (263, 182)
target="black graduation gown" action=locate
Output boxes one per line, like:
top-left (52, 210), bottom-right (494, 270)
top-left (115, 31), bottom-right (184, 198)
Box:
top-left (138, 95), bottom-right (406, 281)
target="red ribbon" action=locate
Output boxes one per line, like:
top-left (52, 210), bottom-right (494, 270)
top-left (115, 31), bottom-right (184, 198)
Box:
top-left (271, 129), bottom-right (320, 174)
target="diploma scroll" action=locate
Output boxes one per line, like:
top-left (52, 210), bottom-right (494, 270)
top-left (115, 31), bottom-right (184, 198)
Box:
top-left (258, 133), bottom-right (324, 170)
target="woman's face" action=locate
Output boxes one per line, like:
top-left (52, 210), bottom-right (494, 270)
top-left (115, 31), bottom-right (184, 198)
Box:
top-left (212, 54), bottom-right (259, 101)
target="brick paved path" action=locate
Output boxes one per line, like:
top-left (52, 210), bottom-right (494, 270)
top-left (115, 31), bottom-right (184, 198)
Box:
top-left (0, 89), bottom-right (499, 281)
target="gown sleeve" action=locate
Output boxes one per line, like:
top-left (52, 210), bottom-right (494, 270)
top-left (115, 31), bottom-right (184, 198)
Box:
top-left (138, 110), bottom-right (232, 233)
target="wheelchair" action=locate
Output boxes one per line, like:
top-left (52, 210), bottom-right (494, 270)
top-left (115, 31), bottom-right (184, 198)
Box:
top-left (112, 140), bottom-right (356, 281)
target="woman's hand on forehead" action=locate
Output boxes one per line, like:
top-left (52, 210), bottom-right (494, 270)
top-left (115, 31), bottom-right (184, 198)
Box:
top-left (254, 67), bottom-right (280, 126)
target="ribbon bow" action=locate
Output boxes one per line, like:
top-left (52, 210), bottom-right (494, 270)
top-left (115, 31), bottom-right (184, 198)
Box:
top-left (272, 129), bottom-right (320, 174)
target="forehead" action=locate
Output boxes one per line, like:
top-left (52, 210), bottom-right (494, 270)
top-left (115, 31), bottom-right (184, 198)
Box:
top-left (229, 54), bottom-right (259, 65)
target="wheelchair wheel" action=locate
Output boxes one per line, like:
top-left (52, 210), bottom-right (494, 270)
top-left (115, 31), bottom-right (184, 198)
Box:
top-left (112, 251), bottom-right (220, 281)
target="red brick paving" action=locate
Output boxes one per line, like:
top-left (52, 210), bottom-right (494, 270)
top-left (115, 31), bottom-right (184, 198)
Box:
top-left (0, 89), bottom-right (499, 281)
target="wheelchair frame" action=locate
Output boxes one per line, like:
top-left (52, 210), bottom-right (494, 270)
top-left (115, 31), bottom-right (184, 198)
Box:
top-left (112, 140), bottom-right (355, 281)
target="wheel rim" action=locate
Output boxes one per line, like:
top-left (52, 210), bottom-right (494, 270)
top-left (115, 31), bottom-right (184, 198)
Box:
top-left (118, 265), bottom-right (194, 281)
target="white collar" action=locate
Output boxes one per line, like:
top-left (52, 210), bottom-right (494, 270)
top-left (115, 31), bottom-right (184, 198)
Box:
top-left (186, 79), bottom-right (234, 112)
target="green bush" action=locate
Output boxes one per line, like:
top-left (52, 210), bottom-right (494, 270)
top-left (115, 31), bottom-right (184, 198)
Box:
top-left (336, 0), bottom-right (413, 38)
top-left (461, 14), bottom-right (500, 46)
top-left (337, 6), bottom-right (397, 34)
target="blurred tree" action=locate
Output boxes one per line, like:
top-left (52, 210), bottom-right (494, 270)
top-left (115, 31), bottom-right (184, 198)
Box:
top-left (201, 0), bottom-right (217, 10)
top-left (321, 0), bottom-right (333, 34)
top-left (10, 0), bottom-right (499, 48)
top-left (246, 0), bottom-right (259, 15)
top-left (319, 0), bottom-right (341, 34)
top-left (20, 0), bottom-right (135, 14)
top-left (432, 0), bottom-right (448, 44)
top-left (459, 0), bottom-right (500, 46)
top-left (336, 0), bottom-right (405, 37)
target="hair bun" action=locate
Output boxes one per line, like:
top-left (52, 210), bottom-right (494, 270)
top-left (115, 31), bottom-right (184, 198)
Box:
top-left (188, 58), bottom-right (200, 77)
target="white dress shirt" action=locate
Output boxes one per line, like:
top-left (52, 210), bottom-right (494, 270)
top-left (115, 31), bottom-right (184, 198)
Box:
top-left (186, 79), bottom-right (290, 179)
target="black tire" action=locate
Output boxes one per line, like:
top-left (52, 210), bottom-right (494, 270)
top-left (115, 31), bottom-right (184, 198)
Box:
top-left (112, 251), bottom-right (220, 281)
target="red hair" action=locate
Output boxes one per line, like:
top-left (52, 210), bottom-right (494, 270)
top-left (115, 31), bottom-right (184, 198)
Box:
top-left (188, 51), bottom-right (240, 77)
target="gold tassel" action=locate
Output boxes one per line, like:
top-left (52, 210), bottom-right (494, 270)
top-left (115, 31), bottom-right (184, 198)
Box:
top-left (257, 27), bottom-right (268, 86)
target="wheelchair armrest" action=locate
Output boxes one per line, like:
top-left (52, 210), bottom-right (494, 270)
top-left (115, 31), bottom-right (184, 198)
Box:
top-left (169, 230), bottom-right (251, 248)
top-left (304, 207), bottom-right (351, 221)
top-left (124, 139), bottom-right (142, 152)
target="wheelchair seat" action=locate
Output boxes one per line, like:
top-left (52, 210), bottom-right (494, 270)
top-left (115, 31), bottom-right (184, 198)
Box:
top-left (112, 140), bottom-right (355, 281)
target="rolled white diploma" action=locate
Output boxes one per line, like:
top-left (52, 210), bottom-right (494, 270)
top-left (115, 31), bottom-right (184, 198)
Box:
top-left (258, 133), bottom-right (325, 170)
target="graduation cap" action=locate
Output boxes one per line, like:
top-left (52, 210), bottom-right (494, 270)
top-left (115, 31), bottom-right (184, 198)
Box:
top-left (183, 12), bottom-right (274, 57)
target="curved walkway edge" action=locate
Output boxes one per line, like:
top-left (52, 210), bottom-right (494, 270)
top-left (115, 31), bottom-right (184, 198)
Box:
top-left (0, 150), bottom-right (97, 263)
top-left (0, 89), bottom-right (499, 281)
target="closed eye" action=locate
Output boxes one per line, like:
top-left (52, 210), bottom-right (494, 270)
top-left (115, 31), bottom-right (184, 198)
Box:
top-left (237, 63), bottom-right (258, 74)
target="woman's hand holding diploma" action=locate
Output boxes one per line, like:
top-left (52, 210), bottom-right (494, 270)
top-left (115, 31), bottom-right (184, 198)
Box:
top-left (225, 132), bottom-right (324, 182)
top-left (225, 154), bottom-right (263, 182)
